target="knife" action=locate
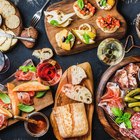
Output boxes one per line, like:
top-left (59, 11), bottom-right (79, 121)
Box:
top-left (0, 31), bottom-right (35, 43)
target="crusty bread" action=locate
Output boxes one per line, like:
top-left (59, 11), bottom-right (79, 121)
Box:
top-left (5, 15), bottom-right (20, 29)
top-left (32, 48), bottom-right (53, 61)
top-left (96, 18), bottom-right (119, 33)
top-left (53, 103), bottom-right (88, 138)
top-left (96, 0), bottom-right (112, 10)
top-left (71, 65), bottom-right (87, 85)
top-left (62, 84), bottom-right (92, 104)
top-left (73, 1), bottom-right (93, 19)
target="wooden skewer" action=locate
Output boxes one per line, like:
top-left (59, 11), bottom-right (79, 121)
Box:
top-left (14, 116), bottom-right (38, 125)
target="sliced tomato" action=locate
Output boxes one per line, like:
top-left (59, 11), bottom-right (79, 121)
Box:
top-left (28, 91), bottom-right (35, 97)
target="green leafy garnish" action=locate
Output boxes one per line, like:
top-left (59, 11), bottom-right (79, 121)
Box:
top-left (77, 0), bottom-right (84, 10)
top-left (65, 34), bottom-right (73, 44)
top-left (18, 103), bottom-right (34, 113)
top-left (112, 107), bottom-right (132, 129)
top-left (83, 33), bottom-right (91, 44)
top-left (99, 0), bottom-right (107, 7)
top-left (0, 92), bottom-right (10, 104)
top-left (36, 91), bottom-right (46, 98)
top-left (50, 20), bottom-right (59, 26)
top-left (19, 65), bottom-right (36, 72)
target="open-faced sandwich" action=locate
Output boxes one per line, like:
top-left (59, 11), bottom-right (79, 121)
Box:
top-left (55, 29), bottom-right (75, 51)
top-left (51, 62), bottom-right (94, 139)
top-left (96, 0), bottom-right (115, 10)
top-left (96, 15), bottom-right (120, 33)
top-left (73, 23), bottom-right (96, 44)
top-left (73, 0), bottom-right (95, 19)
top-left (99, 63), bottom-right (140, 139)
top-left (44, 10), bottom-right (75, 27)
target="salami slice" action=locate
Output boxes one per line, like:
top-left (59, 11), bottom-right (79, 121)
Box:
top-left (131, 113), bottom-right (140, 129)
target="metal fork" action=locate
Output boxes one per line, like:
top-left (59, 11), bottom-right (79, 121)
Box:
top-left (30, 0), bottom-right (50, 27)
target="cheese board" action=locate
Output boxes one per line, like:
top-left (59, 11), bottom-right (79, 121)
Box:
top-left (44, 0), bottom-right (127, 56)
top-left (96, 56), bottom-right (140, 140)
top-left (0, 59), bottom-right (53, 130)
top-left (50, 62), bottom-right (94, 140)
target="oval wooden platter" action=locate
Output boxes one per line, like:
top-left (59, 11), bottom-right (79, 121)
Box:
top-left (44, 0), bottom-right (127, 56)
top-left (96, 56), bottom-right (140, 140)
top-left (2, 0), bottom-right (23, 36)
top-left (0, 59), bottom-right (53, 131)
top-left (50, 62), bottom-right (94, 140)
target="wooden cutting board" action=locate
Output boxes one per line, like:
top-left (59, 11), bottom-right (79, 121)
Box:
top-left (44, 0), bottom-right (127, 56)
top-left (50, 62), bottom-right (94, 140)
top-left (0, 59), bottom-right (53, 130)
top-left (96, 56), bottom-right (140, 140)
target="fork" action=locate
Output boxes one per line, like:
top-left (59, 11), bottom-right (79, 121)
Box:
top-left (30, 0), bottom-right (50, 27)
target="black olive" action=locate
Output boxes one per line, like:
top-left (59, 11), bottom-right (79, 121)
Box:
top-left (62, 37), bottom-right (66, 42)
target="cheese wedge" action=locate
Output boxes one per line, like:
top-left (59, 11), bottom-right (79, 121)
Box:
top-left (0, 29), bottom-right (7, 46)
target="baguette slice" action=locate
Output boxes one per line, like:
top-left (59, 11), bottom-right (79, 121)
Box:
top-left (71, 65), bottom-right (87, 85)
top-left (0, 107), bottom-right (12, 118)
top-left (7, 83), bottom-right (20, 116)
top-left (62, 84), bottom-right (92, 104)
top-left (53, 103), bottom-right (88, 138)
top-left (13, 81), bottom-right (50, 92)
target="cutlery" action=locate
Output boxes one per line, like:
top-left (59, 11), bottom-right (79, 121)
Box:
top-left (30, 0), bottom-right (50, 27)
top-left (0, 32), bottom-right (35, 42)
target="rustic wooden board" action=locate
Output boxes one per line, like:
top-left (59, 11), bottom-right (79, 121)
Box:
top-left (0, 59), bottom-right (54, 130)
top-left (2, 0), bottom-right (23, 36)
top-left (44, 0), bottom-right (127, 56)
top-left (96, 56), bottom-right (140, 140)
top-left (50, 62), bottom-right (94, 140)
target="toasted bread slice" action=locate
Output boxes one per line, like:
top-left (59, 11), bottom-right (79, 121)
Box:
top-left (13, 81), bottom-right (50, 92)
top-left (53, 103), bottom-right (88, 138)
top-left (71, 65), bottom-right (87, 85)
top-left (62, 84), bottom-right (92, 104)
top-left (0, 107), bottom-right (12, 118)
top-left (7, 83), bottom-right (20, 116)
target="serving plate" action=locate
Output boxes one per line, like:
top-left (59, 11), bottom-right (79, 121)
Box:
top-left (0, 59), bottom-right (53, 130)
top-left (96, 56), bottom-right (140, 140)
top-left (44, 0), bottom-right (127, 56)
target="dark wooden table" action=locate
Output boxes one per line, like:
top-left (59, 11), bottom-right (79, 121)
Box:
top-left (0, 0), bottom-right (140, 139)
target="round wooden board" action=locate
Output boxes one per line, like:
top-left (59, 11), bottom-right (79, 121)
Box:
top-left (1, 0), bottom-right (23, 36)
top-left (96, 56), bottom-right (140, 140)
top-left (44, 0), bottom-right (127, 56)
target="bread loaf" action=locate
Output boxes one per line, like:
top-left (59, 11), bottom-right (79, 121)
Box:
top-left (53, 103), bottom-right (88, 138)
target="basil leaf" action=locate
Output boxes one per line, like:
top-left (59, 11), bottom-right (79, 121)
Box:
top-left (50, 20), bottom-right (59, 26)
top-left (18, 104), bottom-right (34, 113)
top-left (77, 0), bottom-right (84, 10)
top-left (123, 112), bottom-right (131, 119)
top-left (115, 117), bottom-right (123, 124)
top-left (0, 92), bottom-right (10, 104)
top-left (28, 65), bottom-right (36, 72)
top-left (19, 65), bottom-right (36, 72)
top-left (19, 66), bottom-right (28, 72)
top-left (36, 91), bottom-right (46, 98)
top-left (83, 33), bottom-right (91, 44)
top-left (99, 0), bottom-right (107, 6)
top-left (111, 107), bottom-right (123, 117)
top-left (65, 34), bottom-right (73, 44)
top-left (124, 119), bottom-right (132, 129)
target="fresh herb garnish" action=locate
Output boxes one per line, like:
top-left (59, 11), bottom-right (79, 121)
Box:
top-left (99, 0), bottom-right (107, 7)
top-left (0, 92), bottom-right (10, 104)
top-left (83, 33), bottom-right (91, 44)
top-left (36, 91), bottom-right (46, 98)
top-left (77, 0), bottom-right (84, 10)
top-left (112, 107), bottom-right (132, 129)
top-left (18, 103), bottom-right (34, 113)
top-left (65, 34), bottom-right (73, 44)
top-left (50, 20), bottom-right (59, 26)
top-left (19, 65), bottom-right (36, 72)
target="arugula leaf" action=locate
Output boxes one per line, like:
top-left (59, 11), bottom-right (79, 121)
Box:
top-left (124, 119), bottom-right (132, 129)
top-left (19, 65), bottom-right (36, 72)
top-left (83, 33), bottom-right (91, 44)
top-left (18, 104), bottom-right (34, 113)
top-left (65, 34), bottom-right (73, 44)
top-left (0, 92), bottom-right (10, 104)
top-left (111, 107), bottom-right (123, 117)
top-left (77, 0), bottom-right (84, 10)
top-left (50, 20), bottom-right (59, 26)
top-left (36, 91), bottom-right (46, 98)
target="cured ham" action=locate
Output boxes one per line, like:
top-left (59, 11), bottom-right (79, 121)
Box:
top-left (0, 114), bottom-right (7, 128)
top-left (99, 82), bottom-right (124, 115)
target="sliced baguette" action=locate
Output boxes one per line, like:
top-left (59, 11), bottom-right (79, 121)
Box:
top-left (71, 65), bottom-right (87, 85)
top-left (53, 103), bottom-right (88, 138)
top-left (0, 107), bottom-right (12, 118)
top-left (62, 84), bottom-right (92, 104)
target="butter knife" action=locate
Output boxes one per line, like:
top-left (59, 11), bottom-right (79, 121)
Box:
top-left (0, 32), bottom-right (35, 43)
